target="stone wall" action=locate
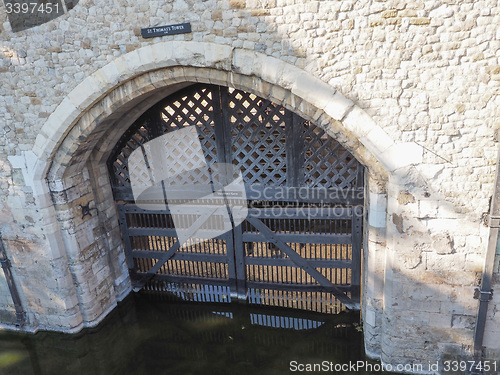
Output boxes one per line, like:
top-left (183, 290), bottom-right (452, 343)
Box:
top-left (0, 0), bottom-right (499, 371)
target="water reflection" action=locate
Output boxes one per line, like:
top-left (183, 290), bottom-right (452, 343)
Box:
top-left (0, 292), bottom-right (394, 375)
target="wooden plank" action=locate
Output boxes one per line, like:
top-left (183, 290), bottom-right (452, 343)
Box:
top-left (246, 281), bottom-right (352, 293)
top-left (225, 220), bottom-right (239, 300)
top-left (128, 227), bottom-right (232, 240)
top-left (245, 185), bottom-right (364, 205)
top-left (247, 206), bottom-right (353, 220)
top-left (150, 274), bottom-right (230, 286)
top-left (233, 223), bottom-right (247, 300)
top-left (241, 232), bottom-right (352, 245)
top-left (111, 188), bottom-right (135, 202)
top-left (351, 205), bottom-right (363, 295)
top-left (244, 257), bottom-right (352, 268)
top-left (121, 202), bottom-right (231, 216)
top-left (131, 250), bottom-right (227, 263)
top-left (218, 86), bottom-right (234, 165)
top-left (291, 114), bottom-right (305, 186)
top-left (117, 204), bottom-right (135, 269)
top-left (355, 163), bottom-right (365, 189)
top-left (117, 187), bottom-right (364, 207)
top-left (285, 110), bottom-right (296, 186)
top-left (246, 217), bottom-right (355, 309)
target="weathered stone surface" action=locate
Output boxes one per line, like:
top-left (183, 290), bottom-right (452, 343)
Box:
top-left (432, 233), bottom-right (455, 255)
top-left (0, 0), bottom-right (499, 370)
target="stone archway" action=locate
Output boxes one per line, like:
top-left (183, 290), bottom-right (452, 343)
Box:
top-left (29, 43), bottom-right (423, 356)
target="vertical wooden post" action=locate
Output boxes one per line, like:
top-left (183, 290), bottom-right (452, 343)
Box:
top-left (350, 205), bottom-right (363, 305)
top-left (287, 113), bottom-right (305, 187)
top-left (232, 222), bottom-right (247, 302)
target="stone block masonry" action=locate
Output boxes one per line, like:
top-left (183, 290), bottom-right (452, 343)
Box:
top-left (0, 0), bottom-right (499, 372)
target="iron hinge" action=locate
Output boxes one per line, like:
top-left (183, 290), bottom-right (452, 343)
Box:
top-left (474, 288), bottom-right (494, 302)
top-left (79, 203), bottom-right (97, 219)
top-left (0, 258), bottom-right (11, 269)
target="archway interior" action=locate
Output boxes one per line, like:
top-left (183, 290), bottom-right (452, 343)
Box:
top-left (107, 84), bottom-right (364, 314)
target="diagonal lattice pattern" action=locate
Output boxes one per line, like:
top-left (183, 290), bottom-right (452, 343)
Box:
top-left (109, 84), bottom-right (363, 197)
top-left (227, 89), bottom-right (288, 186)
top-left (112, 125), bottom-right (151, 188)
top-left (303, 122), bottom-right (360, 189)
top-left (160, 87), bottom-right (218, 166)
top-left (110, 87), bottom-right (219, 193)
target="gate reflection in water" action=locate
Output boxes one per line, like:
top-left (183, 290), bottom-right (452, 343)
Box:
top-left (0, 292), bottom-right (394, 375)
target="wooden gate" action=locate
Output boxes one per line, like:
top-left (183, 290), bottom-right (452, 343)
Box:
top-left (108, 84), bottom-right (364, 313)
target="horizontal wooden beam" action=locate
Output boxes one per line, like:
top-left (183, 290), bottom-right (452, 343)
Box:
top-left (244, 257), bottom-right (352, 268)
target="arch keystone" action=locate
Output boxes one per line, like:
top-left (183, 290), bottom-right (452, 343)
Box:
top-left (149, 43), bottom-right (176, 67)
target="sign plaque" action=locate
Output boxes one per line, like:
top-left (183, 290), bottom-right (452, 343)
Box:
top-left (141, 22), bottom-right (192, 38)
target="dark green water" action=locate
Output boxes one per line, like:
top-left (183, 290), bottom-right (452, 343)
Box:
top-left (0, 293), bottom-right (395, 375)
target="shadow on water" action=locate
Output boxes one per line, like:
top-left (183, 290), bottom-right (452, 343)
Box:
top-left (0, 293), bottom-right (398, 375)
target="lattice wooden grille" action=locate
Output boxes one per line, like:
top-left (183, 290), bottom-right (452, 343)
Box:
top-left (226, 88), bottom-right (288, 186)
top-left (303, 121), bottom-right (360, 189)
top-left (158, 87), bottom-right (218, 166)
top-left (109, 84), bottom-right (364, 198)
top-left (108, 86), bottom-right (221, 196)
top-left (111, 123), bottom-right (151, 189)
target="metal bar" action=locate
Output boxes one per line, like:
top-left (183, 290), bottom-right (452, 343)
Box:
top-left (246, 217), bottom-right (356, 309)
top-left (0, 235), bottom-right (26, 328)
